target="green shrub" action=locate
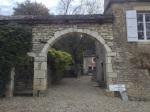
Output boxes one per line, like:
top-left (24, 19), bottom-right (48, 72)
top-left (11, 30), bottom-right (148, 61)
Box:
top-left (0, 24), bottom-right (32, 95)
top-left (47, 49), bottom-right (72, 84)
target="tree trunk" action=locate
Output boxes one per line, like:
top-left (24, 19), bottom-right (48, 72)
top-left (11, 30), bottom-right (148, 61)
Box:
top-left (5, 67), bottom-right (15, 97)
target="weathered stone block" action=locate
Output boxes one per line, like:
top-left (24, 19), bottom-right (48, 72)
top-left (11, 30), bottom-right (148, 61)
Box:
top-left (34, 62), bottom-right (41, 70)
top-left (34, 70), bottom-right (47, 79)
top-left (33, 78), bottom-right (47, 90)
top-left (106, 57), bottom-right (112, 63)
top-left (35, 56), bottom-right (47, 62)
top-left (107, 72), bottom-right (118, 78)
top-left (106, 63), bottom-right (113, 72)
top-left (41, 62), bottom-right (47, 70)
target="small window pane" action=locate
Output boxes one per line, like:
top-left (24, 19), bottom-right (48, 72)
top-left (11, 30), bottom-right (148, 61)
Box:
top-left (138, 23), bottom-right (144, 31)
top-left (145, 14), bottom-right (150, 22)
top-left (88, 66), bottom-right (92, 70)
top-left (138, 32), bottom-right (144, 40)
top-left (146, 32), bottom-right (150, 40)
top-left (137, 14), bottom-right (143, 22)
top-left (146, 23), bottom-right (150, 31)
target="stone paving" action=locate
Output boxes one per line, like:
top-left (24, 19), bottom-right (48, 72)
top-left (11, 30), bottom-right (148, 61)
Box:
top-left (0, 76), bottom-right (149, 112)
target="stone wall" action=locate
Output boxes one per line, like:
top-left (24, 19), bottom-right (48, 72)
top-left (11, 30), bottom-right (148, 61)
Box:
top-left (32, 24), bottom-right (114, 55)
top-left (83, 56), bottom-right (96, 75)
top-left (32, 5), bottom-right (150, 99)
top-left (105, 2), bottom-right (150, 100)
top-left (32, 23), bottom-right (117, 94)
top-left (95, 41), bottom-right (107, 87)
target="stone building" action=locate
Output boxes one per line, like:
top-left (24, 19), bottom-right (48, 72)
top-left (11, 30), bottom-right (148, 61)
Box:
top-left (0, 0), bottom-right (150, 100)
top-left (103, 0), bottom-right (150, 100)
top-left (83, 50), bottom-right (96, 75)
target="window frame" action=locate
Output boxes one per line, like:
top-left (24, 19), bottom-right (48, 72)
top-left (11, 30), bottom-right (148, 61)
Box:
top-left (137, 12), bottom-right (150, 41)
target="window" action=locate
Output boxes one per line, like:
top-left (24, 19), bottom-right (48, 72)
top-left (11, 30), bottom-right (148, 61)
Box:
top-left (137, 13), bottom-right (150, 40)
top-left (126, 10), bottom-right (150, 42)
top-left (88, 66), bottom-right (92, 70)
top-left (93, 67), bottom-right (96, 70)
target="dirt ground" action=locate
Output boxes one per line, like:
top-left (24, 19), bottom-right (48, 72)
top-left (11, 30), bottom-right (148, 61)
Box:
top-left (0, 76), bottom-right (149, 112)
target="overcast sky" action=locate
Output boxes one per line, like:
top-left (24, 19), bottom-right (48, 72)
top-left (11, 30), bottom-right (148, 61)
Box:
top-left (0, 0), bottom-right (104, 15)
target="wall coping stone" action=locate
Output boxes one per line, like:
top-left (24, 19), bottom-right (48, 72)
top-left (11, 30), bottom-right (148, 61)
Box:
top-left (0, 15), bottom-right (113, 25)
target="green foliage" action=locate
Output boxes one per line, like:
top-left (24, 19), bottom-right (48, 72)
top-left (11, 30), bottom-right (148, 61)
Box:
top-left (0, 24), bottom-right (32, 94)
top-left (48, 49), bottom-right (73, 83)
top-left (53, 33), bottom-right (96, 75)
top-left (13, 0), bottom-right (50, 16)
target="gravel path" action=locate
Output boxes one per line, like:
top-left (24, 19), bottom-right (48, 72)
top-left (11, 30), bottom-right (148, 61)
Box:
top-left (0, 76), bottom-right (149, 112)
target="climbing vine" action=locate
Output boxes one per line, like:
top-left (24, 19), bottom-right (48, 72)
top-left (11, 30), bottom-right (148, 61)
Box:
top-left (0, 24), bottom-right (32, 95)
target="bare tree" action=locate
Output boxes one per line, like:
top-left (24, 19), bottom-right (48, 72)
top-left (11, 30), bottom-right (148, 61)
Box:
top-left (58, 0), bottom-right (73, 15)
top-left (57, 0), bottom-right (103, 15)
top-left (58, 0), bottom-right (83, 15)
top-left (81, 0), bottom-right (103, 14)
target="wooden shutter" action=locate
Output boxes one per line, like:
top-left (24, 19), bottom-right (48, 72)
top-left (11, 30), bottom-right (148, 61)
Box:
top-left (126, 10), bottom-right (138, 42)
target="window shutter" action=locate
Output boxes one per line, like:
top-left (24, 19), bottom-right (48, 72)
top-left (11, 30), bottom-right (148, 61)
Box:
top-left (126, 10), bottom-right (138, 42)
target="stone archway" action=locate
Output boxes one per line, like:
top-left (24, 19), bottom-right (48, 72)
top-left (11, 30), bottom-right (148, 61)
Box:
top-left (33, 28), bottom-right (117, 95)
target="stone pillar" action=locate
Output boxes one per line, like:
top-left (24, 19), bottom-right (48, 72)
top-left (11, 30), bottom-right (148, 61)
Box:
top-left (5, 67), bottom-right (15, 97)
top-left (105, 54), bottom-right (117, 97)
top-left (33, 56), bottom-right (47, 96)
top-left (106, 56), bottom-right (117, 86)
top-left (106, 52), bottom-right (117, 84)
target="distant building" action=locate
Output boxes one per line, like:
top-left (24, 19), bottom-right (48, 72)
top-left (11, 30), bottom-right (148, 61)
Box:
top-left (83, 50), bottom-right (96, 75)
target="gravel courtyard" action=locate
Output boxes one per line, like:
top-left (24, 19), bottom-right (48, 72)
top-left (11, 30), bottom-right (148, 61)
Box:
top-left (0, 76), bottom-right (149, 112)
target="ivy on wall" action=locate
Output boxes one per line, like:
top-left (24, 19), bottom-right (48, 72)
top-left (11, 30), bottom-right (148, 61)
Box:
top-left (0, 24), bottom-right (32, 94)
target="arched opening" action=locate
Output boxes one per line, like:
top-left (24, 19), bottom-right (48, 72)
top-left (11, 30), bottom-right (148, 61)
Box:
top-left (33, 28), bottom-right (116, 95)
top-left (48, 32), bottom-right (97, 84)
top-left (40, 28), bottom-right (111, 56)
